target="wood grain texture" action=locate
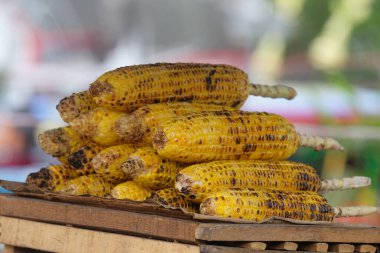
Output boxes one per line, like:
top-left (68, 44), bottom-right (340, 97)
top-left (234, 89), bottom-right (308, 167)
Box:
top-left (299, 243), bottom-right (329, 252)
top-left (195, 223), bottom-right (380, 243)
top-left (0, 194), bottom-right (198, 243)
top-left (0, 216), bottom-right (199, 253)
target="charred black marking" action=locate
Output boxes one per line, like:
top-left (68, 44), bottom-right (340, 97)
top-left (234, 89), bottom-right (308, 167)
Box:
top-left (205, 69), bottom-right (217, 91)
top-left (231, 100), bottom-right (241, 107)
top-left (243, 144), bottom-right (253, 152)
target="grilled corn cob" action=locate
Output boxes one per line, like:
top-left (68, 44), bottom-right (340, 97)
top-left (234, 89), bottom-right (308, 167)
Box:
top-left (123, 147), bottom-right (185, 190)
top-left (153, 111), bottom-right (343, 163)
top-left (115, 102), bottom-right (235, 145)
top-left (111, 181), bottom-right (152, 201)
top-left (151, 188), bottom-right (199, 213)
top-left (91, 144), bottom-right (138, 183)
top-left (26, 164), bottom-right (79, 191)
top-left (200, 188), bottom-right (335, 222)
top-left (56, 91), bottom-right (98, 123)
top-left (67, 144), bottom-right (105, 176)
top-left (89, 63), bottom-right (296, 112)
top-left (69, 107), bottom-right (129, 146)
top-left (38, 126), bottom-right (85, 158)
top-left (60, 174), bottom-right (112, 197)
top-left (176, 160), bottom-right (321, 203)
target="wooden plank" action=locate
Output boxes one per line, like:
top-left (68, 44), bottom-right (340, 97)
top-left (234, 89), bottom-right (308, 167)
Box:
top-left (329, 244), bottom-right (355, 252)
top-left (355, 244), bottom-right (377, 253)
top-left (299, 243), bottom-right (329, 252)
top-left (200, 245), bottom-right (317, 253)
top-left (0, 216), bottom-right (199, 253)
top-left (0, 194), bottom-right (198, 244)
top-left (239, 242), bottom-right (267, 250)
top-left (269, 242), bottom-right (298, 251)
top-left (195, 223), bottom-right (380, 243)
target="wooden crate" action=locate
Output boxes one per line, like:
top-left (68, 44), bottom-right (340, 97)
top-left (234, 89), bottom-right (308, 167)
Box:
top-left (0, 194), bottom-right (379, 253)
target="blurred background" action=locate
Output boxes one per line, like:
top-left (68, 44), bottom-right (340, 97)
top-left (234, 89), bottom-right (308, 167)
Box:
top-left (0, 0), bottom-right (379, 225)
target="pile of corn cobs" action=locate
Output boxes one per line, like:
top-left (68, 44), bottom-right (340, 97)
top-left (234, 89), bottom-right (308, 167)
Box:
top-left (26, 63), bottom-right (373, 222)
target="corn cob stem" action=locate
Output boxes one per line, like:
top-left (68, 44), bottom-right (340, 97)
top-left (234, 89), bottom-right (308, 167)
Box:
top-left (333, 206), bottom-right (380, 217)
top-left (249, 84), bottom-right (296, 100)
top-left (319, 176), bottom-right (371, 193)
top-left (298, 134), bottom-right (343, 151)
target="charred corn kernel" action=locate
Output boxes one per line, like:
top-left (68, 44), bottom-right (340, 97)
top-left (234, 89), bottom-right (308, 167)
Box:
top-left (56, 91), bottom-right (98, 123)
top-left (151, 188), bottom-right (199, 213)
top-left (115, 102), bottom-right (235, 145)
top-left (89, 63), bottom-right (296, 112)
top-left (122, 147), bottom-right (185, 190)
top-left (200, 189), bottom-right (334, 222)
top-left (61, 174), bottom-right (112, 197)
top-left (176, 160), bottom-right (321, 203)
top-left (26, 164), bottom-right (78, 191)
top-left (38, 126), bottom-right (85, 157)
top-left (111, 181), bottom-right (152, 201)
top-left (68, 144), bottom-right (105, 176)
top-left (69, 107), bottom-right (128, 146)
top-left (92, 144), bottom-right (138, 183)
top-left (153, 111), bottom-right (299, 163)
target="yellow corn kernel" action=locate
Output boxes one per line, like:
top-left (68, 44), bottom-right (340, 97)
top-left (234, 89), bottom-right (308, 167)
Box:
top-left (26, 164), bottom-right (79, 191)
top-left (60, 174), bottom-right (112, 197)
top-left (115, 102), bottom-right (235, 145)
top-left (38, 126), bottom-right (85, 157)
top-left (122, 147), bottom-right (184, 190)
top-left (56, 91), bottom-right (98, 123)
top-left (111, 181), bottom-right (151, 201)
top-left (89, 63), bottom-right (296, 112)
top-left (69, 107), bottom-right (128, 146)
top-left (176, 160), bottom-right (321, 203)
top-left (200, 188), bottom-right (335, 222)
top-left (67, 144), bottom-right (105, 176)
top-left (152, 188), bottom-right (199, 213)
top-left (91, 144), bottom-right (138, 183)
top-left (153, 111), bottom-right (299, 163)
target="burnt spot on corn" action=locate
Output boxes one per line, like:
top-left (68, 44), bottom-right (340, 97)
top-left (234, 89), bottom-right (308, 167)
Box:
top-left (89, 81), bottom-right (113, 96)
top-left (68, 149), bottom-right (85, 169)
top-left (205, 69), bottom-right (217, 91)
top-left (152, 127), bottom-right (167, 149)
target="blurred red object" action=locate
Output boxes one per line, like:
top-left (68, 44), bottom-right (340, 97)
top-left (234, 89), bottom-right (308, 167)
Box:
top-left (335, 214), bottom-right (380, 226)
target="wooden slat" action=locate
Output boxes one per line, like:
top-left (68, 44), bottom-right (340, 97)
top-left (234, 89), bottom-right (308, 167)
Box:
top-left (195, 223), bottom-right (380, 243)
top-left (0, 216), bottom-right (199, 253)
top-left (0, 194), bottom-right (198, 244)
top-left (240, 242), bottom-right (267, 250)
top-left (329, 243), bottom-right (355, 252)
top-left (269, 242), bottom-right (298, 251)
top-left (299, 243), bottom-right (329, 252)
top-left (355, 244), bottom-right (377, 253)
